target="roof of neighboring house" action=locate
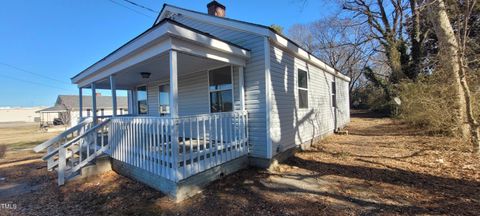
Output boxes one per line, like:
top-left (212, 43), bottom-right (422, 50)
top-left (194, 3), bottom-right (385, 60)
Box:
top-left (37, 105), bottom-right (68, 113)
top-left (56, 95), bottom-right (128, 111)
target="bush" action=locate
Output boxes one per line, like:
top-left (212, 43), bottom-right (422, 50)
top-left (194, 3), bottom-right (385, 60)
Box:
top-left (352, 84), bottom-right (395, 115)
top-left (397, 74), bottom-right (460, 136)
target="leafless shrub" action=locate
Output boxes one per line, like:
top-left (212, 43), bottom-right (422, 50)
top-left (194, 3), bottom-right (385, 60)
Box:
top-left (0, 145), bottom-right (6, 159)
top-left (398, 73), bottom-right (461, 136)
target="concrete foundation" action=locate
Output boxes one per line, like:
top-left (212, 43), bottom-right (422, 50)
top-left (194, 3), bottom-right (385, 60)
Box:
top-left (249, 130), bottom-right (334, 169)
top-left (72, 154), bottom-right (112, 181)
top-left (111, 155), bottom-right (249, 201)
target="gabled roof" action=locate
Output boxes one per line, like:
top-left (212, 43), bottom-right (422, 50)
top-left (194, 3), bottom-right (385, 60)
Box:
top-left (156, 4), bottom-right (351, 82)
top-left (56, 95), bottom-right (128, 110)
top-left (71, 18), bottom-right (250, 85)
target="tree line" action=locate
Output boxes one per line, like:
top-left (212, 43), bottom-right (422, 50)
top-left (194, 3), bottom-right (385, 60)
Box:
top-left (286, 0), bottom-right (479, 153)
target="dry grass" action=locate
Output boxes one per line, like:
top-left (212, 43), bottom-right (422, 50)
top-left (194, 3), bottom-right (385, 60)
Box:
top-left (0, 113), bottom-right (479, 215)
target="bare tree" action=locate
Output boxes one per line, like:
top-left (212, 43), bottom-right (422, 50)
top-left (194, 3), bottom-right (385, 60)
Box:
top-left (288, 17), bottom-right (374, 104)
top-left (427, 0), bottom-right (479, 153)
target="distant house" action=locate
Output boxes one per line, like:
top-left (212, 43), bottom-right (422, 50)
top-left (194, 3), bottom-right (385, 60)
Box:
top-left (37, 94), bottom-right (128, 127)
top-left (35, 1), bottom-right (350, 201)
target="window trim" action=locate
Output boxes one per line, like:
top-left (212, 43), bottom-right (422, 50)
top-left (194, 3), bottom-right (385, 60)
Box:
top-left (331, 80), bottom-right (336, 108)
top-left (136, 85), bottom-right (148, 115)
top-left (297, 68), bottom-right (309, 109)
top-left (158, 83), bottom-right (170, 116)
top-left (207, 65), bottom-right (235, 113)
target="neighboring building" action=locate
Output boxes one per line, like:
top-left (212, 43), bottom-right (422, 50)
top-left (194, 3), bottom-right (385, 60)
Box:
top-left (37, 95), bottom-right (128, 127)
top-left (35, 1), bottom-right (350, 201)
top-left (0, 107), bottom-right (44, 123)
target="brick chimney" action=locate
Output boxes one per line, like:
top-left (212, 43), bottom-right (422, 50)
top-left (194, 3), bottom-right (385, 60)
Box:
top-left (207, 1), bottom-right (226, 17)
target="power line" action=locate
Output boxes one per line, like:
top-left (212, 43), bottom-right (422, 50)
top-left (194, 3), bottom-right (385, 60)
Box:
top-left (121, 0), bottom-right (158, 14)
top-left (107, 0), bottom-right (154, 18)
top-left (0, 73), bottom-right (70, 91)
top-left (0, 62), bottom-right (70, 85)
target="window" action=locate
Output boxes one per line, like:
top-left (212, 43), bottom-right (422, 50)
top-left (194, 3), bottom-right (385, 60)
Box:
top-left (298, 69), bottom-right (308, 108)
top-left (331, 81), bottom-right (336, 108)
top-left (137, 86), bottom-right (148, 115)
top-left (158, 84), bottom-right (170, 115)
top-left (209, 66), bottom-right (233, 113)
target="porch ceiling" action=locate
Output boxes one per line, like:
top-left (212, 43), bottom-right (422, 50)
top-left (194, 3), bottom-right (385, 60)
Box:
top-left (92, 52), bottom-right (227, 89)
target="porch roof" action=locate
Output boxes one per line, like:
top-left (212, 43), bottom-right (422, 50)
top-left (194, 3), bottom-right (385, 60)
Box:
top-left (71, 18), bottom-right (250, 87)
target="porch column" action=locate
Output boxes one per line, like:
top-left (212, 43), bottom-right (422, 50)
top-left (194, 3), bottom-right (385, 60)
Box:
top-left (169, 50), bottom-right (178, 118)
top-left (91, 83), bottom-right (97, 125)
top-left (239, 66), bottom-right (245, 111)
top-left (79, 87), bottom-right (83, 119)
top-left (110, 75), bottom-right (117, 117)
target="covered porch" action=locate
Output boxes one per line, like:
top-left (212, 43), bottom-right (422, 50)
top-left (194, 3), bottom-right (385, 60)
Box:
top-left (69, 19), bottom-right (251, 183)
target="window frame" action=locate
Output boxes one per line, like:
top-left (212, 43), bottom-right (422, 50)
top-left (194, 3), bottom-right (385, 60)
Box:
top-left (158, 83), bottom-right (170, 116)
top-left (297, 68), bottom-right (309, 109)
top-left (331, 80), bottom-right (337, 108)
top-left (136, 85), bottom-right (148, 115)
top-left (207, 65), bottom-right (235, 113)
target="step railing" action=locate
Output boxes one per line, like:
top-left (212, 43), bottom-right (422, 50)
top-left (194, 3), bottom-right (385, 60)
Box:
top-left (34, 117), bottom-right (93, 169)
top-left (34, 117), bottom-right (111, 185)
top-left (109, 111), bottom-right (248, 182)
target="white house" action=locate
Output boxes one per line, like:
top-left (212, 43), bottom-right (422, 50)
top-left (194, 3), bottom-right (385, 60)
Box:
top-left (35, 1), bottom-right (350, 201)
top-left (38, 95), bottom-right (128, 127)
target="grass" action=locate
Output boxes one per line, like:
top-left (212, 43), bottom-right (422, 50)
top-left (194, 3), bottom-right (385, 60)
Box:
top-left (0, 122), bottom-right (60, 152)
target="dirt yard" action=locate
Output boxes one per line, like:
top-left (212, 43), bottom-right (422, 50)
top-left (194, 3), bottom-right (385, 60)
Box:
top-left (0, 113), bottom-right (479, 215)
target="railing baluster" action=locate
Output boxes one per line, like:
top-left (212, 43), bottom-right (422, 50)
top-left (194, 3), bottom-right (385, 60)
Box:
top-left (182, 119), bottom-right (187, 178)
top-left (189, 117), bottom-right (193, 176)
top-left (202, 117), bottom-right (207, 170)
top-left (220, 114), bottom-right (224, 164)
top-left (196, 117), bottom-right (200, 173)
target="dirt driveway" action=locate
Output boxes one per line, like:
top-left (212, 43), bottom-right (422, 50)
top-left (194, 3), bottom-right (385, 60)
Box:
top-left (0, 113), bottom-right (479, 215)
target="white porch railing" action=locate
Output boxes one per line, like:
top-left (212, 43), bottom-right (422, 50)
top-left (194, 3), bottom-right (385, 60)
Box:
top-left (109, 111), bottom-right (248, 182)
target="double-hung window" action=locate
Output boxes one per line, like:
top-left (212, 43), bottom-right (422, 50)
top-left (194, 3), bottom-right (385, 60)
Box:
top-left (158, 84), bottom-right (170, 115)
top-left (209, 66), bottom-right (233, 113)
top-left (331, 81), bottom-right (336, 108)
top-left (298, 69), bottom-right (309, 109)
top-left (136, 86), bottom-right (148, 115)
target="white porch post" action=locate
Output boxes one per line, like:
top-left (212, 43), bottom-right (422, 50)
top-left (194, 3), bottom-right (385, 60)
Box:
top-left (110, 75), bottom-right (117, 117)
top-left (91, 83), bottom-right (97, 125)
top-left (169, 50), bottom-right (178, 118)
top-left (169, 50), bottom-right (179, 181)
top-left (79, 87), bottom-right (83, 119)
top-left (239, 66), bottom-right (245, 111)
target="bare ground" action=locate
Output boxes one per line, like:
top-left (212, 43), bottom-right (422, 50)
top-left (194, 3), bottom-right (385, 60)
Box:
top-left (0, 113), bottom-right (479, 215)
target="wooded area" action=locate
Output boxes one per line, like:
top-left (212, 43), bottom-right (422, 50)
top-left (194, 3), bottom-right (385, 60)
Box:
top-left (288, 0), bottom-right (480, 153)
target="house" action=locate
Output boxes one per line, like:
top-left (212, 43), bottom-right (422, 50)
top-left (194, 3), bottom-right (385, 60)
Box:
top-left (37, 95), bottom-right (128, 127)
top-left (34, 1), bottom-right (350, 201)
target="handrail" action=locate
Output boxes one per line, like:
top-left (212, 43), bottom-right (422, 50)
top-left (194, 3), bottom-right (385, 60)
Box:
top-left (33, 117), bottom-right (93, 153)
top-left (113, 111), bottom-right (247, 120)
top-left (42, 118), bottom-right (111, 160)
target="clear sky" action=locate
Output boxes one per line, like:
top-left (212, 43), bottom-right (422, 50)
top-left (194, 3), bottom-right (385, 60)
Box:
top-left (0, 0), bottom-right (339, 107)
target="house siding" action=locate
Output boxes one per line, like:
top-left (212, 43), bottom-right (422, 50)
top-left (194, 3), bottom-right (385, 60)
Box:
top-left (172, 15), bottom-right (268, 159)
top-left (269, 44), bottom-right (350, 156)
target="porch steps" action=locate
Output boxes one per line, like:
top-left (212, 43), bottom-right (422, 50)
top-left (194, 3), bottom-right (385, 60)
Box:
top-left (34, 118), bottom-right (111, 185)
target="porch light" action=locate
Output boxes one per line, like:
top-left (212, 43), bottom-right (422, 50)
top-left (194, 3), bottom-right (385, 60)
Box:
top-left (140, 72), bottom-right (151, 79)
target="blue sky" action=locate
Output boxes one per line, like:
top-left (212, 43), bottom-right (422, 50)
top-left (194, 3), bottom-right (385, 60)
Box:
top-left (0, 0), bottom-right (339, 107)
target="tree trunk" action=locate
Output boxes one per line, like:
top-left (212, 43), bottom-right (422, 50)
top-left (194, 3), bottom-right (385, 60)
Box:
top-left (408, 0), bottom-right (422, 80)
top-left (386, 40), bottom-right (404, 84)
top-left (428, 0), bottom-right (479, 153)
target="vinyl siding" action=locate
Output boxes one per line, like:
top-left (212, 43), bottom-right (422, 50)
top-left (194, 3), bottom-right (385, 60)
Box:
top-left (145, 68), bottom-right (244, 117)
top-left (172, 15), bottom-right (268, 159)
top-left (269, 44), bottom-right (350, 156)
